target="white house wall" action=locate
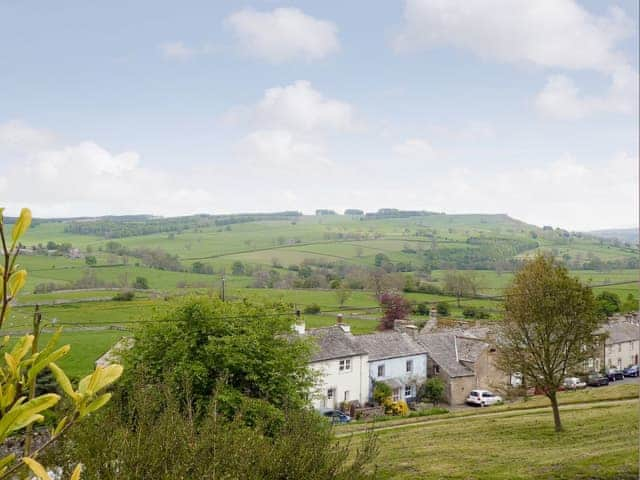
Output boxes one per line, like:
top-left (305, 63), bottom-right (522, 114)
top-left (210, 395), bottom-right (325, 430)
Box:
top-left (309, 354), bottom-right (369, 410)
top-left (606, 340), bottom-right (640, 369)
top-left (367, 354), bottom-right (427, 400)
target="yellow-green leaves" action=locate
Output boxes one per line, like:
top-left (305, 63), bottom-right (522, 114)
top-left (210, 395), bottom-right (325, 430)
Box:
top-left (78, 364), bottom-right (123, 397)
top-left (10, 208), bottom-right (31, 248)
top-left (7, 270), bottom-right (26, 297)
top-left (70, 464), bottom-right (83, 480)
top-left (0, 393), bottom-right (60, 442)
top-left (49, 363), bottom-right (79, 402)
top-left (23, 457), bottom-right (51, 480)
top-left (52, 362), bottom-right (123, 417)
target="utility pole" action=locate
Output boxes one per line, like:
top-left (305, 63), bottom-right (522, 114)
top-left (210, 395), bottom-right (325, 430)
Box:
top-left (221, 276), bottom-right (225, 302)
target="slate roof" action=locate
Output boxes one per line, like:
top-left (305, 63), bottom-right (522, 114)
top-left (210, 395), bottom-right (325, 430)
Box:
top-left (354, 331), bottom-right (426, 361)
top-left (305, 326), bottom-right (367, 362)
top-left (416, 333), bottom-right (487, 378)
top-left (600, 321), bottom-right (640, 345)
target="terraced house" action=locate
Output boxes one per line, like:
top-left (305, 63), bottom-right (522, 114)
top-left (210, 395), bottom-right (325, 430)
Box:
top-left (355, 329), bottom-right (427, 403)
top-left (597, 313), bottom-right (640, 370)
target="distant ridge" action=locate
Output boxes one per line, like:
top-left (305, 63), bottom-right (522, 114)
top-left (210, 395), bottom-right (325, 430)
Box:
top-left (588, 228), bottom-right (639, 244)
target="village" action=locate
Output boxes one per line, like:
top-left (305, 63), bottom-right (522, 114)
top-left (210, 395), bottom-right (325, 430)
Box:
top-left (298, 309), bottom-right (640, 419)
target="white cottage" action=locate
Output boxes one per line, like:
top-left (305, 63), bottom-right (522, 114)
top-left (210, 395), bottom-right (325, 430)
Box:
top-left (298, 322), bottom-right (369, 410)
top-left (355, 331), bottom-right (427, 402)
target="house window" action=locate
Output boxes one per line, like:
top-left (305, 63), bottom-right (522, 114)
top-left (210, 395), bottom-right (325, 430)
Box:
top-left (377, 364), bottom-right (385, 377)
top-left (618, 358), bottom-right (622, 368)
top-left (404, 384), bottom-right (413, 398)
top-left (327, 388), bottom-right (335, 400)
top-left (588, 358), bottom-right (594, 368)
top-left (406, 360), bottom-right (413, 372)
top-left (618, 344), bottom-right (622, 353)
top-left (344, 390), bottom-right (350, 402)
top-left (433, 364), bottom-right (440, 374)
top-left (339, 359), bottom-right (351, 372)
top-left (392, 388), bottom-right (400, 401)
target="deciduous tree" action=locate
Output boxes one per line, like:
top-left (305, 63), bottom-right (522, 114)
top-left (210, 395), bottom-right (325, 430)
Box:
top-left (497, 255), bottom-right (603, 432)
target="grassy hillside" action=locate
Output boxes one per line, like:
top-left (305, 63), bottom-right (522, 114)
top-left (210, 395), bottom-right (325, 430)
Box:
top-left (360, 401), bottom-right (638, 479)
top-left (6, 212), bottom-right (637, 375)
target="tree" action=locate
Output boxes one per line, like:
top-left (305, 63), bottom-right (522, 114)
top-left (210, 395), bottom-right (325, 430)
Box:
top-left (436, 302), bottom-right (449, 316)
top-left (378, 292), bottom-right (412, 330)
top-left (595, 291), bottom-right (621, 316)
top-left (622, 293), bottom-right (639, 313)
top-left (127, 296), bottom-right (316, 412)
top-left (497, 255), bottom-right (603, 432)
top-left (374, 253), bottom-right (389, 267)
top-left (231, 260), bottom-right (246, 275)
top-left (420, 378), bottom-right (444, 406)
top-left (335, 285), bottom-right (352, 308)
top-left (443, 270), bottom-right (478, 307)
top-left (84, 255), bottom-right (97, 266)
top-left (133, 276), bottom-right (149, 289)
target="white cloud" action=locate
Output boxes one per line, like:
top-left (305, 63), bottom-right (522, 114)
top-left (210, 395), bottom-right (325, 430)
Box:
top-left (536, 67), bottom-right (639, 119)
top-left (0, 121), bottom-right (214, 217)
top-left (393, 0), bottom-right (637, 121)
top-left (253, 81), bottom-right (357, 132)
top-left (392, 138), bottom-right (436, 161)
top-left (160, 41), bottom-right (196, 60)
top-left (228, 81), bottom-right (357, 171)
top-left (236, 129), bottom-right (331, 170)
top-left (225, 7), bottom-right (339, 63)
top-left (0, 120), bottom-right (56, 153)
top-left (393, 0), bottom-right (633, 72)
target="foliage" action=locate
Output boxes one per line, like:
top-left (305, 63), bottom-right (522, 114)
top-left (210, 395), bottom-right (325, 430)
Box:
top-left (497, 255), bottom-right (603, 432)
top-left (0, 207), bottom-right (123, 480)
top-left (596, 291), bottom-right (621, 316)
top-left (84, 256), bottom-right (97, 266)
top-left (462, 306), bottom-right (489, 319)
top-left (47, 381), bottom-right (378, 480)
top-left (378, 292), bottom-right (412, 330)
top-left (112, 290), bottom-right (135, 301)
top-left (127, 296), bottom-right (316, 414)
top-left (387, 400), bottom-right (409, 416)
top-left (373, 382), bottom-right (392, 405)
top-left (335, 285), bottom-right (352, 307)
top-left (132, 276), bottom-right (149, 289)
top-left (621, 293), bottom-right (639, 313)
top-left (436, 302), bottom-right (449, 316)
top-left (419, 378), bottom-right (445, 406)
top-left (304, 303), bottom-right (322, 314)
top-left (443, 270), bottom-right (479, 307)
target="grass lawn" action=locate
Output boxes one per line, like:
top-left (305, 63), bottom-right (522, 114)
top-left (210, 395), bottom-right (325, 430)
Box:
top-left (361, 401), bottom-right (638, 479)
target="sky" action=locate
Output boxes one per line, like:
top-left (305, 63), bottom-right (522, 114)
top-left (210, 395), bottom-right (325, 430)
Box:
top-left (0, 0), bottom-right (638, 231)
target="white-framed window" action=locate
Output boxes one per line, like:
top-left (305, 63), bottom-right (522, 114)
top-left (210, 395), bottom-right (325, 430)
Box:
top-left (406, 360), bottom-right (413, 372)
top-left (339, 359), bottom-right (351, 372)
top-left (377, 364), bottom-right (385, 377)
top-left (588, 358), bottom-right (594, 368)
top-left (392, 388), bottom-right (400, 401)
top-left (618, 358), bottom-right (622, 368)
top-left (327, 388), bottom-right (335, 400)
top-left (344, 390), bottom-right (350, 402)
top-left (404, 384), bottom-right (413, 398)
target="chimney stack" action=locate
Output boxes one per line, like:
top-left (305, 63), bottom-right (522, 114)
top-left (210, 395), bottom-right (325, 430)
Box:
top-left (336, 314), bottom-right (351, 333)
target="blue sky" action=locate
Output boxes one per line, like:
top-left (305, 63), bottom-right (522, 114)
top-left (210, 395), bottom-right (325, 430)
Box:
top-left (0, 0), bottom-right (637, 230)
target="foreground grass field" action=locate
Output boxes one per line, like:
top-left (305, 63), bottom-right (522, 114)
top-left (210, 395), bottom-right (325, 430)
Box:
top-left (362, 401), bottom-right (638, 479)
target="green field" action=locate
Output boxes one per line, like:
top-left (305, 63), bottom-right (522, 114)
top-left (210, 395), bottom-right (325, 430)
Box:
top-left (363, 401), bottom-right (638, 479)
top-left (5, 213), bottom-right (636, 376)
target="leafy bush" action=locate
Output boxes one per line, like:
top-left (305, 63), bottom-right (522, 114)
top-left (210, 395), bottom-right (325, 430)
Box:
top-left (133, 276), bottom-right (149, 289)
top-left (436, 302), bottom-right (449, 316)
top-left (373, 382), bottom-right (391, 405)
top-left (303, 303), bottom-right (321, 314)
top-left (419, 378), bottom-right (445, 406)
top-left (113, 290), bottom-right (135, 301)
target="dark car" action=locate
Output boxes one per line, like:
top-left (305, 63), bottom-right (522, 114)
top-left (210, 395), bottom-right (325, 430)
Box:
top-left (623, 365), bottom-right (639, 377)
top-left (320, 409), bottom-right (351, 424)
top-left (587, 373), bottom-right (609, 387)
top-left (606, 368), bottom-right (624, 381)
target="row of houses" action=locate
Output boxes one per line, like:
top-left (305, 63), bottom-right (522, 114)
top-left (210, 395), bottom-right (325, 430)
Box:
top-left (296, 312), bottom-right (507, 408)
top-left (298, 311), bottom-right (640, 409)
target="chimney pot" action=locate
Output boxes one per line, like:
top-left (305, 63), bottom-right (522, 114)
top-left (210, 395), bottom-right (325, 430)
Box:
top-left (336, 313), bottom-right (343, 324)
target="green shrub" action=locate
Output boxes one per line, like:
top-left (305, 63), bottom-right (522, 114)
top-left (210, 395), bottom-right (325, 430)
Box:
top-left (304, 303), bottom-right (322, 314)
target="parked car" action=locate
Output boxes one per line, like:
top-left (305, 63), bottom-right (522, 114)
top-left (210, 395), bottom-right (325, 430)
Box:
top-left (623, 365), bottom-right (639, 377)
top-left (319, 409), bottom-right (351, 424)
top-left (586, 373), bottom-right (609, 387)
top-left (465, 390), bottom-right (503, 407)
top-left (606, 368), bottom-right (624, 381)
top-left (563, 377), bottom-right (587, 390)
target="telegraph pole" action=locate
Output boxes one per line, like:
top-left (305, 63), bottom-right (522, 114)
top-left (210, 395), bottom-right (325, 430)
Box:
top-left (221, 276), bottom-right (226, 301)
